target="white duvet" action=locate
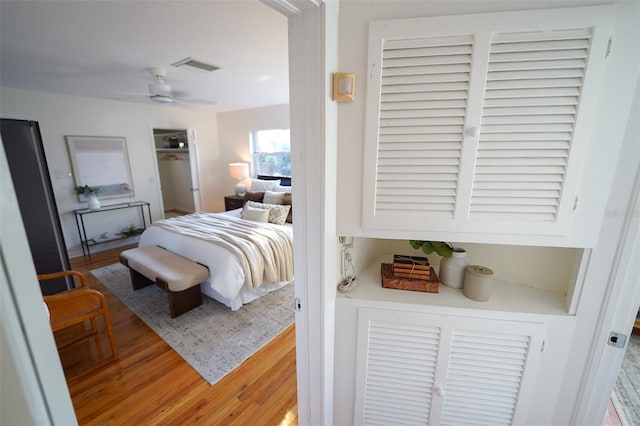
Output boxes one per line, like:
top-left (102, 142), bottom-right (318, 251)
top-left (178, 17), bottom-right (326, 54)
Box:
top-left (138, 210), bottom-right (293, 310)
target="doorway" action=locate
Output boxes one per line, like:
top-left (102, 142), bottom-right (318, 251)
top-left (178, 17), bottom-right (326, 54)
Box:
top-left (152, 128), bottom-right (199, 217)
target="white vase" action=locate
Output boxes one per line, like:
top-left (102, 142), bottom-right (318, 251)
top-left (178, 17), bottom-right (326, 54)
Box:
top-left (439, 248), bottom-right (468, 289)
top-left (87, 193), bottom-right (100, 209)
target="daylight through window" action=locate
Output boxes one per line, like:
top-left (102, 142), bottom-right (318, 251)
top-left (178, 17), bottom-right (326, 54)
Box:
top-left (250, 129), bottom-right (291, 177)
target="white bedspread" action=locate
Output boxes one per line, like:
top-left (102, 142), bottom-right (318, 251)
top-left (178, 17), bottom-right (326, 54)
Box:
top-left (138, 211), bottom-right (293, 310)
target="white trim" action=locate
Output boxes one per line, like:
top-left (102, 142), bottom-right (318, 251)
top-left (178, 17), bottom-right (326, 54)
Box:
top-left (262, 0), bottom-right (322, 17)
top-left (280, 0), bottom-right (336, 424)
top-left (187, 128), bottom-right (203, 211)
top-left (570, 78), bottom-right (640, 425)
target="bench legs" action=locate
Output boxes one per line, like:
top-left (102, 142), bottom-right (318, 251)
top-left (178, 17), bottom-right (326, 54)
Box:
top-left (120, 256), bottom-right (203, 318)
top-left (157, 278), bottom-right (203, 318)
top-left (128, 268), bottom-right (155, 290)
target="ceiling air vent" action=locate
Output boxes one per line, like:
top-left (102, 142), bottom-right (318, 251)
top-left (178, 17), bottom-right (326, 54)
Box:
top-left (171, 57), bottom-right (220, 72)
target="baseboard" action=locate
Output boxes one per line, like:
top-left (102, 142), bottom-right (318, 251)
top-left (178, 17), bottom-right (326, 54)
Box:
top-left (611, 390), bottom-right (631, 426)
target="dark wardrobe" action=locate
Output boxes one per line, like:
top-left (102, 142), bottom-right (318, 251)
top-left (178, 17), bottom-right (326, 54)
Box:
top-left (1, 118), bottom-right (70, 294)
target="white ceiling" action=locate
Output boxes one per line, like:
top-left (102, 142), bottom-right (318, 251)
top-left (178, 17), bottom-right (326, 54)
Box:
top-left (0, 1), bottom-right (289, 112)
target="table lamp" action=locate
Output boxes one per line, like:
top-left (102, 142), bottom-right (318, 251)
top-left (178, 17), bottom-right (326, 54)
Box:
top-left (229, 162), bottom-right (249, 197)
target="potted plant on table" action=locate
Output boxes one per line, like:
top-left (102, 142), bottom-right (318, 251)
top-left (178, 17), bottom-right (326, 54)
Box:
top-left (121, 224), bottom-right (144, 237)
top-left (74, 185), bottom-right (104, 209)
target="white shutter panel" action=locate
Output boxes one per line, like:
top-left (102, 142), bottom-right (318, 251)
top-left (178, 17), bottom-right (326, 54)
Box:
top-left (361, 321), bottom-right (441, 425)
top-left (374, 35), bottom-right (472, 218)
top-left (440, 330), bottom-right (532, 426)
top-left (471, 29), bottom-right (593, 221)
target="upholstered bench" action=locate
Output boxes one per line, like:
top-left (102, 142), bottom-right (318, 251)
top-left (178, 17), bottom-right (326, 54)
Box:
top-left (119, 246), bottom-right (209, 318)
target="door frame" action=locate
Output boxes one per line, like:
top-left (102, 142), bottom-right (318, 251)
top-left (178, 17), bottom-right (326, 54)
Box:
top-left (148, 126), bottom-right (202, 217)
top-left (0, 142), bottom-right (77, 425)
top-left (264, 0), bottom-right (338, 424)
top-left (570, 80), bottom-right (640, 424)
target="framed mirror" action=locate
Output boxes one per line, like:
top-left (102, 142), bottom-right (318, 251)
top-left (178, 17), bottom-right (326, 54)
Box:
top-left (66, 135), bottom-right (134, 201)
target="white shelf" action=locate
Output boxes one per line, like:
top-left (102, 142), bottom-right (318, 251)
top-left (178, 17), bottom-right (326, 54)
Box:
top-left (156, 148), bottom-right (188, 153)
top-left (338, 257), bottom-right (569, 317)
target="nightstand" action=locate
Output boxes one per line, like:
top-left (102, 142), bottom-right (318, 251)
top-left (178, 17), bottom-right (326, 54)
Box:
top-left (224, 195), bottom-right (245, 211)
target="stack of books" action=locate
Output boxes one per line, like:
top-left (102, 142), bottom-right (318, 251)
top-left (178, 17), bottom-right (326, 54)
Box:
top-left (392, 255), bottom-right (431, 280)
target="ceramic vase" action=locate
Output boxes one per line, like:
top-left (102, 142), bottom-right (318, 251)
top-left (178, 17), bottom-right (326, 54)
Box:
top-left (87, 193), bottom-right (100, 209)
top-left (439, 247), bottom-right (468, 289)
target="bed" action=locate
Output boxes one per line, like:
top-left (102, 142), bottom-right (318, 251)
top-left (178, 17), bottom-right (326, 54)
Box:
top-left (138, 207), bottom-right (294, 310)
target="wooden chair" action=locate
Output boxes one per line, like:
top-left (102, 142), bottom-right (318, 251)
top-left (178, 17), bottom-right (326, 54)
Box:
top-left (38, 270), bottom-right (119, 377)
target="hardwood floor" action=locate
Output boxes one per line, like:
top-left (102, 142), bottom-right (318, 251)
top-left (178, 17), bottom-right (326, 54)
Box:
top-left (59, 245), bottom-right (298, 425)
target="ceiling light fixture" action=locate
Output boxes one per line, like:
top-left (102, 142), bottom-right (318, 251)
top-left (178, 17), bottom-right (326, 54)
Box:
top-left (171, 57), bottom-right (220, 72)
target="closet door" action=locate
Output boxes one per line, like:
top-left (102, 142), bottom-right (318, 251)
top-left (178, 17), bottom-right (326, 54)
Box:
top-left (362, 5), bottom-right (613, 247)
top-left (354, 308), bottom-right (544, 425)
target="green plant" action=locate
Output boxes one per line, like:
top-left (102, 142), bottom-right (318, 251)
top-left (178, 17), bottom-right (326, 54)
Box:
top-left (74, 185), bottom-right (104, 195)
top-left (121, 224), bottom-right (143, 236)
top-left (409, 240), bottom-right (454, 257)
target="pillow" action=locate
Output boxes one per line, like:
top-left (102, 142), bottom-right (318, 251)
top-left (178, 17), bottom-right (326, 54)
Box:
top-left (250, 178), bottom-right (281, 192)
top-left (263, 190), bottom-right (285, 205)
top-left (282, 193), bottom-right (293, 223)
top-left (241, 204), bottom-right (270, 223)
top-left (244, 191), bottom-right (265, 204)
top-left (273, 184), bottom-right (291, 193)
top-left (246, 201), bottom-right (291, 226)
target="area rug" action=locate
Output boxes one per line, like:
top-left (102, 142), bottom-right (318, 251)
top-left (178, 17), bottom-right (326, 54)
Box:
top-left (91, 263), bottom-right (295, 385)
top-left (614, 334), bottom-right (640, 425)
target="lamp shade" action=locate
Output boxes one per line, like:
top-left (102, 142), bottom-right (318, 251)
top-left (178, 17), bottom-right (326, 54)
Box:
top-left (229, 162), bottom-right (249, 179)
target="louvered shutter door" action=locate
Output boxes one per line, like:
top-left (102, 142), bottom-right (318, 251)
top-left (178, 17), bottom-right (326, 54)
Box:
top-left (373, 35), bottom-right (472, 218)
top-left (471, 29), bottom-right (593, 221)
top-left (362, 7), bottom-right (613, 245)
top-left (354, 309), bottom-right (447, 425)
top-left (355, 309), bottom-right (545, 425)
top-left (362, 321), bottom-right (441, 425)
top-left (440, 330), bottom-right (532, 426)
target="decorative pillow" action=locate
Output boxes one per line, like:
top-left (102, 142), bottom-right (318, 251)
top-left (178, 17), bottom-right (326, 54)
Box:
top-left (282, 193), bottom-right (293, 223)
top-left (244, 191), bottom-right (265, 204)
top-left (241, 204), bottom-right (269, 223)
top-left (249, 178), bottom-right (281, 192)
top-left (263, 190), bottom-right (285, 205)
top-left (246, 201), bottom-right (291, 226)
top-left (273, 184), bottom-right (291, 193)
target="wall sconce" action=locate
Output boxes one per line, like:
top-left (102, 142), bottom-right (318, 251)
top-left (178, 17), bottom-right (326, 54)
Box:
top-left (333, 73), bottom-right (355, 102)
top-left (228, 162), bottom-right (249, 197)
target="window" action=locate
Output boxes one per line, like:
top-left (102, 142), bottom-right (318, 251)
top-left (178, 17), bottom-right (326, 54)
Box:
top-left (250, 129), bottom-right (291, 177)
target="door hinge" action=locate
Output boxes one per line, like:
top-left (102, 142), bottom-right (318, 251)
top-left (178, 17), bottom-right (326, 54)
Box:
top-left (606, 37), bottom-right (613, 59)
top-left (294, 297), bottom-right (302, 311)
top-left (573, 196), bottom-right (579, 211)
top-left (541, 339), bottom-right (546, 352)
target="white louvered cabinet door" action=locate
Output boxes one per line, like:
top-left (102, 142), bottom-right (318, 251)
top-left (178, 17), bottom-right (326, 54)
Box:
top-left (362, 6), bottom-right (614, 247)
top-left (439, 320), bottom-right (544, 426)
top-left (354, 308), bottom-right (544, 426)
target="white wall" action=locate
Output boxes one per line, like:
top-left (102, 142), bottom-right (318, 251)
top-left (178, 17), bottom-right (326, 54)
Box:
top-left (216, 103), bottom-right (290, 193)
top-left (0, 87), bottom-right (222, 257)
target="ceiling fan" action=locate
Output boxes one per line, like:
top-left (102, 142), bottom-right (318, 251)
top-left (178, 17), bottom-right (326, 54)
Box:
top-left (124, 67), bottom-right (215, 107)
top-left (147, 67), bottom-right (176, 104)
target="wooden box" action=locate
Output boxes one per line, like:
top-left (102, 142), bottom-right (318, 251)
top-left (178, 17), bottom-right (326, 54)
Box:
top-left (381, 263), bottom-right (439, 293)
